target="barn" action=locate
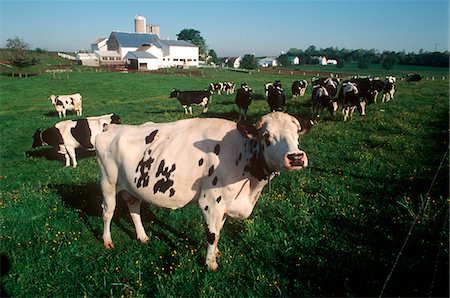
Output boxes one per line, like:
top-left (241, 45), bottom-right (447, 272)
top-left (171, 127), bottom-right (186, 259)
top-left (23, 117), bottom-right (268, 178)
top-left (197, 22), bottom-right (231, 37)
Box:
top-left (87, 15), bottom-right (199, 70)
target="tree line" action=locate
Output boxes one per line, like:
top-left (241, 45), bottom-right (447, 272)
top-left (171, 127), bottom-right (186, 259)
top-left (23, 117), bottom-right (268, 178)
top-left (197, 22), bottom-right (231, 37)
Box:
top-left (279, 45), bottom-right (449, 69)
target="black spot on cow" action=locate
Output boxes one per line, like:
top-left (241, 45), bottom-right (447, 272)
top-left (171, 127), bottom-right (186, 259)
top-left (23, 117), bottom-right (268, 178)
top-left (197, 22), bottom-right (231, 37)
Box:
top-left (198, 158), bottom-right (204, 166)
top-left (56, 98), bottom-right (64, 106)
top-left (208, 165), bottom-right (214, 176)
top-left (214, 144), bottom-right (220, 155)
top-left (206, 230), bottom-right (215, 245)
top-left (71, 119), bottom-right (93, 149)
top-left (32, 127), bottom-right (64, 148)
top-left (153, 159), bottom-right (176, 196)
top-left (169, 188), bottom-right (175, 197)
top-left (145, 130), bottom-right (158, 144)
top-left (135, 150), bottom-right (155, 188)
top-left (216, 196), bottom-right (222, 203)
top-left (204, 205), bottom-right (209, 211)
top-left (212, 176), bottom-right (218, 186)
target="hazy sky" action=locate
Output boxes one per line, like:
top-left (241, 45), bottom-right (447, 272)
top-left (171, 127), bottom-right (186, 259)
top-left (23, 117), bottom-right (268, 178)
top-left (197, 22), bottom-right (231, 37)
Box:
top-left (1, 0), bottom-right (448, 57)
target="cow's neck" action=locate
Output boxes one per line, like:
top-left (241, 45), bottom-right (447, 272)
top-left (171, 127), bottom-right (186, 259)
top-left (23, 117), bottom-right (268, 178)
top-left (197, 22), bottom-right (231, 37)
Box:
top-left (243, 138), bottom-right (274, 182)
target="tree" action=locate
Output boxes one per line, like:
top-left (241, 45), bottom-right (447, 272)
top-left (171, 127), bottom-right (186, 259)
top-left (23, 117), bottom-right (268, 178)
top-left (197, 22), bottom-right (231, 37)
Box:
top-left (240, 54), bottom-right (258, 70)
top-left (277, 53), bottom-right (291, 67)
top-left (177, 29), bottom-right (207, 60)
top-left (381, 53), bottom-right (398, 70)
top-left (5, 36), bottom-right (39, 76)
top-left (207, 49), bottom-right (219, 65)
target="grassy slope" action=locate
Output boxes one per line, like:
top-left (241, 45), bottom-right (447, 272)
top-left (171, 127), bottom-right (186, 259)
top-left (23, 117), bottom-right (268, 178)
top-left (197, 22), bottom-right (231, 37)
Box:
top-left (0, 62), bottom-right (448, 297)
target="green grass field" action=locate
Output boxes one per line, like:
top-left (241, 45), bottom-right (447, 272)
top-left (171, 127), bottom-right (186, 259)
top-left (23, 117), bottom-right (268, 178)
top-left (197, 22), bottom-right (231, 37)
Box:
top-left (0, 60), bottom-right (448, 297)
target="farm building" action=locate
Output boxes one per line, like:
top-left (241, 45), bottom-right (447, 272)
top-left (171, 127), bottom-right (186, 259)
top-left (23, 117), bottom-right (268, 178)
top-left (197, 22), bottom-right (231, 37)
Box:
top-left (311, 56), bottom-right (338, 65)
top-left (221, 57), bottom-right (241, 68)
top-left (258, 56), bottom-right (279, 67)
top-left (82, 15), bottom-right (199, 70)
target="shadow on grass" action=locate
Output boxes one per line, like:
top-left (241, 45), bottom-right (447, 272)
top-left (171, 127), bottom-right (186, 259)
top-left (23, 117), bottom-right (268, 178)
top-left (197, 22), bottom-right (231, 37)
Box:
top-left (26, 147), bottom-right (96, 165)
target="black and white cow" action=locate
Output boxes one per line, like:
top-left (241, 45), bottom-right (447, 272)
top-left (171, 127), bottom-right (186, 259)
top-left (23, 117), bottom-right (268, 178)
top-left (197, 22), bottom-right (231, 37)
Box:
top-left (382, 76), bottom-right (396, 102)
top-left (169, 89), bottom-right (212, 114)
top-left (223, 82), bottom-right (236, 94)
top-left (291, 80), bottom-right (308, 98)
top-left (371, 78), bottom-right (385, 103)
top-left (95, 112), bottom-right (310, 271)
top-left (350, 77), bottom-right (377, 104)
top-left (267, 81), bottom-right (286, 112)
top-left (405, 73), bottom-right (422, 83)
top-left (311, 85), bottom-right (333, 118)
top-left (48, 93), bottom-right (83, 118)
top-left (32, 113), bottom-right (121, 167)
top-left (338, 82), bottom-right (364, 121)
top-left (234, 83), bottom-right (253, 120)
top-left (208, 83), bottom-right (224, 95)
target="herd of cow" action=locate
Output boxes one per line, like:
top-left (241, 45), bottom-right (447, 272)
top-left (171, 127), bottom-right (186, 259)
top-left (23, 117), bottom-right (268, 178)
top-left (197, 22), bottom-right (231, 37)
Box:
top-left (29, 72), bottom-right (415, 270)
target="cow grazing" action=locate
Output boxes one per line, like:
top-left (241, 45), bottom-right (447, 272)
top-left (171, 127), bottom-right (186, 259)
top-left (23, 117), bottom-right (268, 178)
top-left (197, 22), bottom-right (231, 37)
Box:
top-left (338, 82), bottom-right (364, 121)
top-left (350, 77), bottom-right (377, 105)
top-left (169, 89), bottom-right (212, 114)
top-left (32, 113), bottom-right (121, 167)
top-left (405, 73), bottom-right (422, 83)
top-left (223, 82), bottom-right (236, 94)
top-left (208, 83), bottom-right (224, 95)
top-left (48, 93), bottom-right (83, 117)
top-left (291, 80), bottom-right (308, 98)
top-left (382, 76), bottom-right (396, 102)
top-left (311, 85), bottom-right (332, 118)
top-left (95, 112), bottom-right (310, 270)
top-left (234, 83), bottom-right (253, 121)
top-left (267, 81), bottom-right (286, 112)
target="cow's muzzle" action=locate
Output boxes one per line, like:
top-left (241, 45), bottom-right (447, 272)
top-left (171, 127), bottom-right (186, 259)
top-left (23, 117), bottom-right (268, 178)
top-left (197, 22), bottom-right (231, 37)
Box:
top-left (285, 151), bottom-right (308, 169)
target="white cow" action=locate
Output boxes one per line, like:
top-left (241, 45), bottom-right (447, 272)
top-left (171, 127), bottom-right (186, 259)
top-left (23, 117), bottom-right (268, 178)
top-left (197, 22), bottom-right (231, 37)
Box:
top-left (48, 93), bottom-right (83, 117)
top-left (32, 113), bottom-right (121, 167)
top-left (95, 112), bottom-right (310, 270)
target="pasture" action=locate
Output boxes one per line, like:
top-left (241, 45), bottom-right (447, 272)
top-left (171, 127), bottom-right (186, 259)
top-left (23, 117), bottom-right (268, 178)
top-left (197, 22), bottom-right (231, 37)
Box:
top-left (0, 64), bottom-right (448, 297)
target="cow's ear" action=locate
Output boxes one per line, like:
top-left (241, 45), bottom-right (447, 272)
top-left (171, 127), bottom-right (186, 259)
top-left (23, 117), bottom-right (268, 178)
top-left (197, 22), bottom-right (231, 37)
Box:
top-left (237, 121), bottom-right (259, 139)
top-left (294, 114), bottom-right (314, 135)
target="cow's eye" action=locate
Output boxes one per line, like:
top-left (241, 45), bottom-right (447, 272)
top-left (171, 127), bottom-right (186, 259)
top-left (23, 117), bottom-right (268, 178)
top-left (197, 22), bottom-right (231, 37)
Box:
top-left (262, 131), bottom-right (271, 146)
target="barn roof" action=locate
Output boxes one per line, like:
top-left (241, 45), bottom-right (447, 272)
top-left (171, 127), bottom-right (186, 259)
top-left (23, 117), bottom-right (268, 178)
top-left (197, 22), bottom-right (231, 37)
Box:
top-left (111, 31), bottom-right (159, 47)
top-left (124, 51), bottom-right (158, 59)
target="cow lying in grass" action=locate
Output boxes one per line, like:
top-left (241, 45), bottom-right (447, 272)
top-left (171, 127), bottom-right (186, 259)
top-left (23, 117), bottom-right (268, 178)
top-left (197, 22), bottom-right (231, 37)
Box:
top-left (48, 93), bottom-right (83, 117)
top-left (32, 114), bottom-right (121, 167)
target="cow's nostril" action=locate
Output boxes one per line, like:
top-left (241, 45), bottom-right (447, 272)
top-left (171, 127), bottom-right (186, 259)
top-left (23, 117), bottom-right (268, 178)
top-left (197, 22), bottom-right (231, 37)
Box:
top-left (287, 153), bottom-right (303, 161)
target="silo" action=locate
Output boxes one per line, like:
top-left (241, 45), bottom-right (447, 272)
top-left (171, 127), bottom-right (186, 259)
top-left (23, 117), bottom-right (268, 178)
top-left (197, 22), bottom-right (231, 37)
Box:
top-left (135, 15), bottom-right (146, 33)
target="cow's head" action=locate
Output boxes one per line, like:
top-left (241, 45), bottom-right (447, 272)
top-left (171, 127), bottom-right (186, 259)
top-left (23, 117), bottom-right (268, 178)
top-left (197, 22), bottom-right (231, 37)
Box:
top-left (238, 112), bottom-right (309, 173)
top-left (169, 89), bottom-right (179, 98)
top-left (111, 113), bottom-right (122, 124)
top-left (32, 129), bottom-right (43, 148)
top-left (48, 95), bottom-right (57, 105)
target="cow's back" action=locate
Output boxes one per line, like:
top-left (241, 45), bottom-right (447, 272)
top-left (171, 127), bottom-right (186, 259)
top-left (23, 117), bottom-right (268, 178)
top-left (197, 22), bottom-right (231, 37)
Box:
top-left (96, 118), bottom-right (240, 209)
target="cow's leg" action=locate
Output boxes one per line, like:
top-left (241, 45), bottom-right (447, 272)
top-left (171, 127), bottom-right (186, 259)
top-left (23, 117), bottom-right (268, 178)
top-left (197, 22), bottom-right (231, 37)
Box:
top-left (120, 191), bottom-right (149, 243)
top-left (58, 145), bottom-right (71, 167)
top-left (359, 101), bottom-right (366, 116)
top-left (65, 146), bottom-right (77, 167)
top-left (183, 105), bottom-right (188, 114)
top-left (188, 106), bottom-right (193, 115)
top-left (199, 196), bottom-right (225, 271)
top-left (98, 162), bottom-right (118, 249)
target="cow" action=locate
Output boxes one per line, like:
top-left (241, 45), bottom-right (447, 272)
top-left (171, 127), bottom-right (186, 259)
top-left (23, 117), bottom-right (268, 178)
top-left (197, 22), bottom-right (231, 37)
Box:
top-left (95, 111), bottom-right (310, 271)
top-left (264, 82), bottom-right (274, 97)
top-left (351, 77), bottom-right (377, 105)
top-left (208, 83), bottom-right (224, 95)
top-left (32, 113), bottom-right (121, 167)
top-left (371, 78), bottom-right (385, 103)
top-left (311, 85), bottom-right (333, 118)
top-left (267, 81), bottom-right (286, 112)
top-left (234, 83), bottom-right (253, 121)
top-left (48, 93), bottom-right (83, 118)
top-left (169, 89), bottom-right (212, 114)
top-left (382, 76), bottom-right (396, 102)
top-left (223, 82), bottom-right (236, 95)
top-left (405, 73), bottom-right (422, 83)
top-left (291, 80), bottom-right (308, 98)
top-left (338, 82), bottom-right (364, 121)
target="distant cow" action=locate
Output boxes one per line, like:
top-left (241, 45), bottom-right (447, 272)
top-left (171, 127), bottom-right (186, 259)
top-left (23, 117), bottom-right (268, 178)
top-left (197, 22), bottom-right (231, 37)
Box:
top-left (371, 78), bottom-right (385, 103)
top-left (208, 83), bottom-right (223, 95)
top-left (235, 83), bottom-right (253, 120)
top-left (48, 93), bottom-right (83, 117)
top-left (338, 82), bottom-right (364, 121)
top-left (311, 85), bottom-right (332, 118)
top-left (405, 74), bottom-right (422, 83)
top-left (267, 81), bottom-right (286, 112)
top-left (32, 113), bottom-right (121, 167)
top-left (169, 89), bottom-right (212, 114)
top-left (350, 77), bottom-right (377, 105)
top-left (223, 82), bottom-right (236, 94)
top-left (291, 80), bottom-right (308, 98)
top-left (95, 112), bottom-right (310, 270)
top-left (382, 76), bottom-right (396, 102)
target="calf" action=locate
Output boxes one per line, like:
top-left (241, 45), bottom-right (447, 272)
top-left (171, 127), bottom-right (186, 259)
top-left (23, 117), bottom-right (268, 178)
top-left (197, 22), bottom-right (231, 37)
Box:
top-left (48, 93), bottom-right (83, 117)
top-left (169, 89), bottom-right (212, 114)
top-left (32, 113), bottom-right (121, 167)
top-left (338, 82), bottom-right (364, 121)
top-left (267, 81), bottom-right (286, 112)
top-left (234, 83), bottom-right (253, 120)
top-left (291, 80), bottom-right (308, 98)
top-left (95, 112), bottom-right (309, 270)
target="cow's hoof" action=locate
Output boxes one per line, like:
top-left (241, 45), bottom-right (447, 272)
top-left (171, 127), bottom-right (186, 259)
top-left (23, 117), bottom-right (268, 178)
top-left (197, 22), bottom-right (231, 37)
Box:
top-left (103, 242), bottom-right (115, 249)
top-left (206, 261), bottom-right (218, 271)
top-left (139, 237), bottom-right (150, 244)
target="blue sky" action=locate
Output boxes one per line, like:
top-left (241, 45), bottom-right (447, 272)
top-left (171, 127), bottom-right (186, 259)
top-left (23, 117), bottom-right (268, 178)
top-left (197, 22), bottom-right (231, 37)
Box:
top-left (1, 0), bottom-right (448, 56)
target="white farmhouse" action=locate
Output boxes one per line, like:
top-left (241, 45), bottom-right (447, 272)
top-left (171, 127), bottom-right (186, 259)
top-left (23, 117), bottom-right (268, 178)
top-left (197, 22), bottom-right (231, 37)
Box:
top-left (84, 15), bottom-right (199, 70)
